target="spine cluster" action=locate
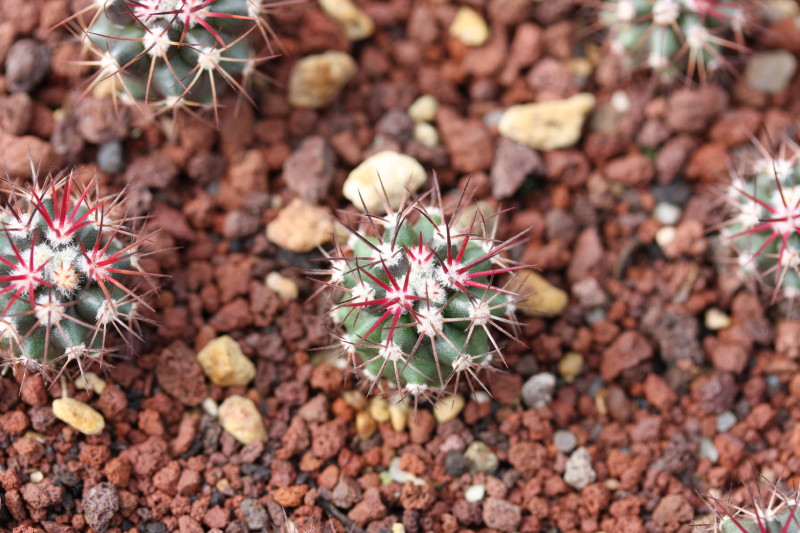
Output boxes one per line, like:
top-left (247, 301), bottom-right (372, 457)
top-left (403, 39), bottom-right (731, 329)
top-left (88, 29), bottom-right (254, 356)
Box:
top-left (321, 190), bottom-right (526, 401)
top-left (0, 172), bottom-right (154, 381)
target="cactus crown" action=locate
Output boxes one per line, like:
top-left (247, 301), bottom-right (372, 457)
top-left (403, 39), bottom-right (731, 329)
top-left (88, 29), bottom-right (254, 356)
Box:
top-left (319, 186), bottom-right (528, 402)
top-left (723, 141), bottom-right (800, 303)
top-left (698, 480), bottom-right (800, 533)
top-left (76, 0), bottom-right (276, 120)
top-left (0, 170), bottom-right (155, 382)
top-left (600, 0), bottom-right (749, 81)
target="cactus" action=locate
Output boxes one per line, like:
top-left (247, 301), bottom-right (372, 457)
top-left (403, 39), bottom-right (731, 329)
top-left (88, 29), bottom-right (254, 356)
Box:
top-left (698, 480), bottom-right (800, 532)
top-left (75, 0), bottom-right (277, 121)
top-left (0, 170), bottom-right (156, 382)
top-left (318, 187), bottom-right (528, 401)
top-left (600, 0), bottom-right (750, 81)
top-left (723, 142), bottom-right (800, 302)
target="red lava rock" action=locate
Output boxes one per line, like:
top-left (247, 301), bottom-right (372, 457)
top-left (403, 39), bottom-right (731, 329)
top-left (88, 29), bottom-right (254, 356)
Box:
top-left (20, 481), bottom-right (64, 509)
top-left (153, 461), bottom-right (181, 495)
top-left (656, 134), bottom-right (695, 183)
top-left (178, 469), bottom-right (202, 496)
top-left (0, 410), bottom-right (29, 435)
top-left (96, 385), bottom-right (128, 420)
top-left (600, 331), bottom-right (653, 381)
top-left (82, 482), bottom-right (119, 533)
top-left (13, 437), bottom-right (45, 465)
top-left (20, 374), bottom-right (48, 407)
top-left (436, 107), bottom-right (494, 173)
top-left (138, 408), bottom-right (166, 437)
top-left (642, 374), bottom-right (677, 411)
top-left (482, 497), bottom-right (522, 532)
top-left (526, 57), bottom-right (575, 98)
top-left (311, 420), bottom-right (347, 460)
top-left (171, 415), bottom-right (199, 456)
top-left (331, 475), bottom-right (362, 509)
top-left (210, 298), bottom-right (253, 332)
top-left (604, 152), bottom-right (655, 186)
top-left (317, 465), bottom-right (340, 490)
top-left (178, 516), bottom-right (204, 533)
top-left (271, 484), bottom-right (309, 507)
top-left (707, 341), bottom-right (748, 374)
top-left (776, 320), bottom-right (800, 358)
top-left (203, 506), bottom-right (230, 529)
top-left (155, 341), bottom-right (208, 407)
top-left (488, 372), bottom-right (522, 404)
top-left (666, 85), bottom-right (728, 134)
top-left (581, 483), bottom-right (611, 516)
top-left (684, 141), bottom-right (729, 182)
top-left (567, 227), bottom-right (603, 283)
top-left (347, 487), bottom-right (387, 527)
top-left (309, 364), bottom-right (343, 395)
top-left (104, 457), bottom-right (132, 487)
top-left (507, 441), bottom-right (547, 477)
top-left (714, 433), bottom-right (745, 468)
top-left (399, 482), bottom-right (436, 510)
top-left (652, 494), bottom-right (694, 530)
top-left (78, 444), bottom-right (110, 469)
top-left (463, 27), bottom-right (507, 78)
top-left (490, 137), bottom-right (544, 199)
top-left (0, 133), bottom-right (54, 177)
top-left (408, 409), bottom-right (436, 444)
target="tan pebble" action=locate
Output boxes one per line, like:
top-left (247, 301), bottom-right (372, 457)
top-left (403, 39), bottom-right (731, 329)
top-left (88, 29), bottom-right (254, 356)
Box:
top-left (74, 372), bottom-right (107, 394)
top-left (704, 308), bottom-right (731, 331)
top-left (389, 401), bottom-right (409, 432)
top-left (408, 95), bottom-right (439, 123)
top-left (265, 272), bottom-right (299, 301)
top-left (197, 335), bottom-right (256, 387)
top-left (449, 6), bottom-right (490, 47)
top-left (391, 523), bottom-right (406, 533)
top-left (413, 122), bottom-right (439, 148)
top-left (514, 270), bottom-right (569, 317)
top-left (218, 395), bottom-right (266, 445)
top-left (288, 51), bottom-right (357, 109)
top-left (368, 396), bottom-right (391, 422)
top-left (434, 394), bottom-right (465, 423)
top-left (52, 398), bottom-right (105, 435)
top-left (342, 390), bottom-right (368, 411)
top-left (498, 93), bottom-right (595, 151)
top-left (558, 352), bottom-right (584, 383)
top-left (266, 198), bottom-right (333, 252)
top-left (355, 410), bottom-right (377, 439)
top-left (319, 0), bottom-right (375, 41)
top-left (343, 151), bottom-right (427, 213)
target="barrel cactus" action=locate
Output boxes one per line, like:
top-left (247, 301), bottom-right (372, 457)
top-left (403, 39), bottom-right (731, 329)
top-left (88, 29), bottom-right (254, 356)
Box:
top-left (723, 142), bottom-right (800, 302)
top-left (78, 0), bottom-right (275, 118)
top-left (699, 481), bottom-right (800, 532)
top-left (0, 171), bottom-right (155, 381)
top-left (321, 189), bottom-right (527, 401)
top-left (600, 0), bottom-right (750, 80)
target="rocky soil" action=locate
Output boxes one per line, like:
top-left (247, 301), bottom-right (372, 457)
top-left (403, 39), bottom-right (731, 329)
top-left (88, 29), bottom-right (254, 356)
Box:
top-left (2, 0), bottom-right (800, 533)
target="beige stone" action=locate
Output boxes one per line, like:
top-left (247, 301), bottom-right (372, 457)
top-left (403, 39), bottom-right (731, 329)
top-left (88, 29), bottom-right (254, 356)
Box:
top-left (197, 335), bottom-right (256, 387)
top-left (265, 272), bottom-right (299, 301)
top-left (449, 6), bottom-right (490, 47)
top-left (52, 398), bottom-right (105, 435)
top-left (218, 395), bottom-right (267, 445)
top-left (514, 270), bottom-right (569, 317)
top-left (319, 0), bottom-right (375, 41)
top-left (498, 93), bottom-right (595, 151)
top-left (343, 151), bottom-right (427, 213)
top-left (266, 198), bottom-right (333, 252)
top-left (433, 394), bottom-right (465, 423)
top-left (288, 51), bottom-right (357, 109)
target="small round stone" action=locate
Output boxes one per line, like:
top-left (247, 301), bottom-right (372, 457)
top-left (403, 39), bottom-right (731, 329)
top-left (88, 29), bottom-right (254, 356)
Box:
top-left (464, 484), bottom-right (486, 503)
top-left (355, 410), bottom-right (377, 439)
top-left (197, 335), bottom-right (256, 387)
top-left (653, 202), bottom-right (682, 225)
top-left (463, 441), bottom-right (499, 474)
top-left (408, 95), bottom-right (439, 123)
top-left (553, 430), bottom-right (578, 454)
top-left (265, 272), bottom-right (299, 301)
top-left (449, 6), bottom-right (490, 47)
top-left (704, 308), bottom-right (732, 331)
top-left (413, 122), bottom-right (439, 148)
top-left (288, 51), bottom-right (358, 109)
top-left (433, 394), bottom-right (465, 423)
top-left (389, 402), bottom-right (409, 432)
top-left (521, 372), bottom-right (556, 409)
top-left (343, 151), bottom-right (427, 213)
top-left (368, 396), bottom-right (391, 422)
top-left (218, 395), bottom-right (266, 445)
top-left (558, 352), bottom-right (584, 383)
top-left (52, 398), bottom-right (106, 435)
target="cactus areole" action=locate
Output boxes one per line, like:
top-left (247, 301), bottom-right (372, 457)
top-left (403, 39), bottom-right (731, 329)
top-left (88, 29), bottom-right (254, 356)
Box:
top-left (323, 191), bottom-right (527, 400)
top-left (83, 0), bottom-right (273, 113)
top-left (0, 172), bottom-right (154, 380)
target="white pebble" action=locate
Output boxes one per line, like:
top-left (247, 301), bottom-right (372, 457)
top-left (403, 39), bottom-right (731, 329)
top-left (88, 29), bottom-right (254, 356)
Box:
top-left (464, 484), bottom-right (486, 503)
top-left (653, 202), bottom-right (682, 225)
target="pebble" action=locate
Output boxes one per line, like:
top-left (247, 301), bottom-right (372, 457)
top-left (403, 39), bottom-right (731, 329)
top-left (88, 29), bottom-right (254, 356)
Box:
top-left (490, 137), bottom-right (544, 199)
top-left (83, 482), bottom-right (119, 533)
top-left (218, 395), bottom-right (267, 445)
top-left (655, 226), bottom-right (677, 249)
top-left (408, 95), bottom-right (439, 123)
top-left (319, 0), bottom-right (375, 41)
top-left (265, 198), bottom-right (333, 252)
top-left (288, 51), bottom-right (358, 109)
top-left (433, 394), bottom-right (466, 422)
top-left (443, 451), bottom-right (471, 477)
top-left (392, 523), bottom-right (406, 533)
top-left (389, 401), bottom-right (409, 432)
top-left (699, 437), bottom-right (719, 463)
top-left (653, 202), bottom-right (682, 225)
top-left (563, 447), bottom-right (596, 490)
top-left (463, 441), bottom-right (499, 474)
top-left (716, 411), bottom-right (738, 433)
top-left (464, 484), bottom-right (486, 503)
top-left (514, 270), bottom-right (568, 317)
top-left (5, 39), bottom-right (49, 93)
top-left (482, 497), bottom-right (522, 532)
top-left (553, 429), bottom-right (578, 454)
top-left (368, 396), bottom-right (391, 422)
top-left (558, 352), bottom-right (584, 383)
top-left (52, 398), bottom-right (105, 435)
top-left (498, 93), bottom-right (595, 151)
top-left (521, 372), bottom-right (556, 409)
top-left (571, 277), bottom-right (608, 308)
top-left (449, 6), bottom-right (490, 47)
top-left (745, 50), bottom-right (797, 94)
top-left (265, 272), bottom-right (299, 301)
top-left (355, 410), bottom-right (377, 439)
top-left (283, 136), bottom-right (336, 204)
top-left (74, 372), bottom-right (108, 395)
top-left (413, 122), bottom-right (439, 148)
top-left (240, 498), bottom-right (269, 531)
top-left (343, 151), bottom-right (427, 213)
top-left (197, 335), bottom-right (256, 387)
top-left (705, 308), bottom-right (732, 331)
top-left (97, 140), bottom-right (125, 175)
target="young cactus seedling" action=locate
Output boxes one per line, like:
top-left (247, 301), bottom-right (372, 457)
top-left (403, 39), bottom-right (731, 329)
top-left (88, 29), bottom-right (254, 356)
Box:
top-left (597, 0), bottom-right (752, 82)
top-left (722, 140), bottom-right (800, 304)
top-left (0, 167), bottom-right (158, 384)
top-left (314, 184), bottom-right (530, 403)
top-left (71, 0), bottom-right (281, 123)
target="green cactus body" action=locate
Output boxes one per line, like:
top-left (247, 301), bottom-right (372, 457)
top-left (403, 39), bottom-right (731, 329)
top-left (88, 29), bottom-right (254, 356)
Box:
top-left (0, 174), bottom-right (152, 379)
top-left (601, 0), bottom-right (747, 79)
top-left (724, 150), bottom-right (800, 300)
top-left (83, 0), bottom-right (270, 109)
top-left (718, 507), bottom-right (800, 532)
top-left (327, 198), bottom-right (525, 399)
